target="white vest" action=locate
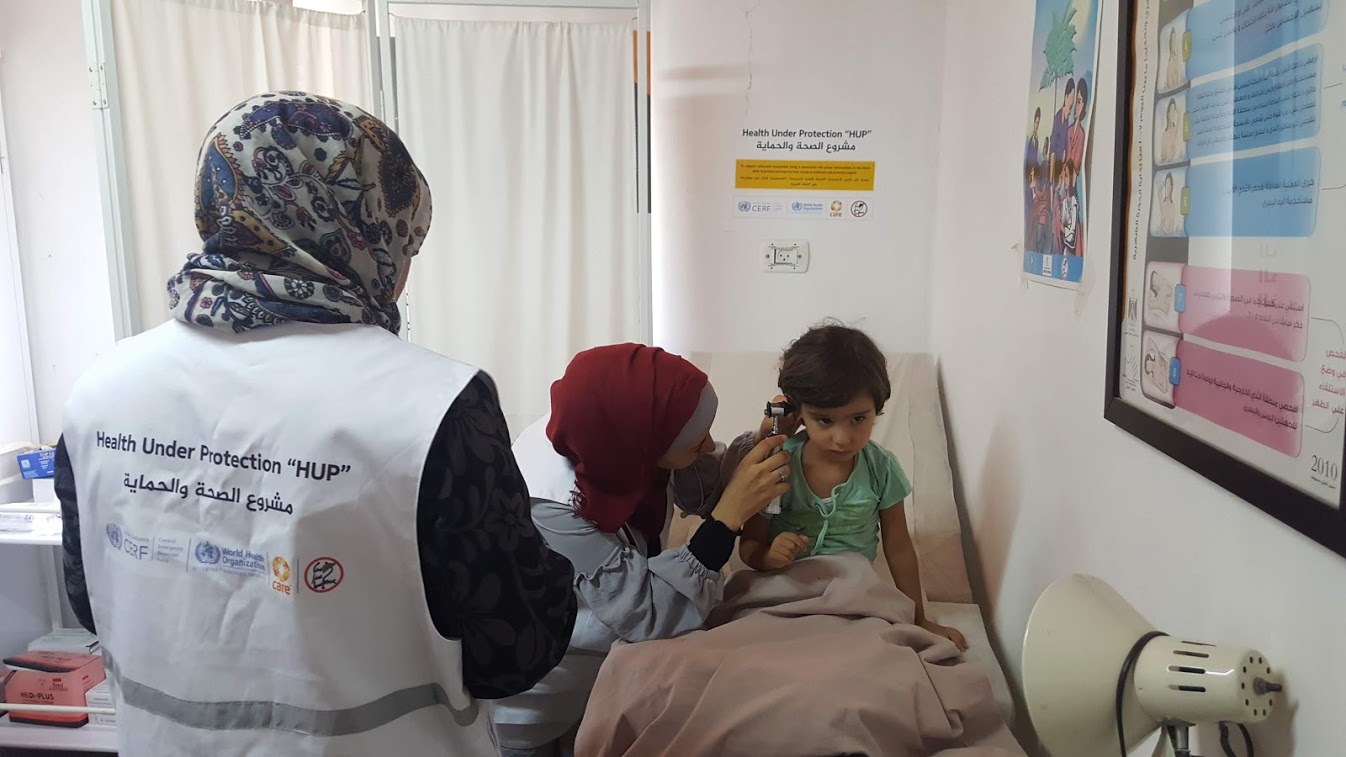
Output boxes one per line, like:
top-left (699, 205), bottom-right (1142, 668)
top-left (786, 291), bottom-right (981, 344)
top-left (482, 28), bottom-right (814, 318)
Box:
top-left (64, 321), bottom-right (494, 757)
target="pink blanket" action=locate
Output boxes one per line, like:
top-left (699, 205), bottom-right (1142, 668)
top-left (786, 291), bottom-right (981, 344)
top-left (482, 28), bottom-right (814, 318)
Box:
top-left (576, 554), bottom-right (1024, 757)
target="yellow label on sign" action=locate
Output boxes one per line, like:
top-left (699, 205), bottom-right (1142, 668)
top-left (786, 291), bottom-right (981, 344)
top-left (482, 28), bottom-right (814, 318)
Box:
top-left (735, 160), bottom-right (876, 191)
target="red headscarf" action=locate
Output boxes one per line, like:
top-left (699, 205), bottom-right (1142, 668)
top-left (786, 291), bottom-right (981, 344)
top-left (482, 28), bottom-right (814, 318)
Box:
top-left (547, 344), bottom-right (709, 541)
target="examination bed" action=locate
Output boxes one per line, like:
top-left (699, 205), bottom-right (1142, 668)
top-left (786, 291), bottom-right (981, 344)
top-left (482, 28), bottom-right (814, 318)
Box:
top-left (620, 351), bottom-right (1021, 754)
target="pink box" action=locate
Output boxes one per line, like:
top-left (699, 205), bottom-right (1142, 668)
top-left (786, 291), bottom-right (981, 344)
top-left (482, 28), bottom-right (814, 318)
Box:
top-left (2, 651), bottom-right (106, 728)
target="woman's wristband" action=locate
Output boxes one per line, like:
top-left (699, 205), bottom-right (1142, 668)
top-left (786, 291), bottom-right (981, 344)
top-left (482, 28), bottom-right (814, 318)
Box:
top-left (687, 517), bottom-right (739, 571)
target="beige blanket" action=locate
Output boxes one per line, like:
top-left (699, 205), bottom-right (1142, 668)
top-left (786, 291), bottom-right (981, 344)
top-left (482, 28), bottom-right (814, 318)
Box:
top-left (576, 554), bottom-right (1024, 757)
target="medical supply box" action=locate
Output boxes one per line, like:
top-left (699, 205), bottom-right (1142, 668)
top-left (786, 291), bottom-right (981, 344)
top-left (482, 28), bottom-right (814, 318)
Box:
top-left (16, 448), bottom-right (56, 480)
top-left (1, 651), bottom-right (106, 727)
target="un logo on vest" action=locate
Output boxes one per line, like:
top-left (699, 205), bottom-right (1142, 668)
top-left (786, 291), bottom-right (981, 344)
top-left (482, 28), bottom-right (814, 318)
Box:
top-left (195, 541), bottom-right (222, 565)
top-left (105, 523), bottom-right (122, 549)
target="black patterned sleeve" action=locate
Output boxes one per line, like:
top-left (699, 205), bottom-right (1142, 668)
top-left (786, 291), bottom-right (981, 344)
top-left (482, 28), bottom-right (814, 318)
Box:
top-left (55, 437), bottom-right (96, 634)
top-left (417, 373), bottom-right (578, 700)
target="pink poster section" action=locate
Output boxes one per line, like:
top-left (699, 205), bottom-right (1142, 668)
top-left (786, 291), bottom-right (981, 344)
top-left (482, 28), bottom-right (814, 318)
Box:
top-left (1142, 264), bottom-right (1313, 455)
top-left (1172, 341), bottom-right (1303, 457)
top-left (1143, 264), bottom-right (1309, 361)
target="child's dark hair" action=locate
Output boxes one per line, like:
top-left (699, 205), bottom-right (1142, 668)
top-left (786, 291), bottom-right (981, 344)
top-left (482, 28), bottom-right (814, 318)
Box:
top-left (778, 322), bottom-right (890, 412)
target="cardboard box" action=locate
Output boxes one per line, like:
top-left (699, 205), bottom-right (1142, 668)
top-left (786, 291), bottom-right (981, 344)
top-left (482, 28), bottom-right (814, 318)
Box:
top-left (85, 680), bottom-right (116, 727)
top-left (27, 629), bottom-right (100, 655)
top-left (31, 476), bottom-right (56, 503)
top-left (1, 651), bottom-right (105, 728)
top-left (0, 513), bottom-right (36, 533)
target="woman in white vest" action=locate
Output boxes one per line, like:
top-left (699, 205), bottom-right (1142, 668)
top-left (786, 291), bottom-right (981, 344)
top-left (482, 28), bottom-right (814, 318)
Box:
top-left (55, 92), bottom-right (578, 756)
top-left (493, 344), bottom-right (792, 756)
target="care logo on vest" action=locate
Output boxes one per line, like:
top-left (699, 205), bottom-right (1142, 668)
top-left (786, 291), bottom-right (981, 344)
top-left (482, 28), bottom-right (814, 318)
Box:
top-left (304, 556), bottom-right (345, 594)
top-left (271, 556), bottom-right (294, 597)
top-left (190, 539), bottom-right (267, 579)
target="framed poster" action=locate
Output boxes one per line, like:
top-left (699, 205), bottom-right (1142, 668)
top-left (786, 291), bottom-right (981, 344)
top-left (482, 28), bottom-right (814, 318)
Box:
top-left (1105, 0), bottom-right (1346, 558)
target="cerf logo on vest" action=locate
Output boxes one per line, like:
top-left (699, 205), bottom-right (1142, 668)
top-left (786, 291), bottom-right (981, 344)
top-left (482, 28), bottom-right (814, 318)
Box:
top-left (271, 557), bottom-right (293, 596)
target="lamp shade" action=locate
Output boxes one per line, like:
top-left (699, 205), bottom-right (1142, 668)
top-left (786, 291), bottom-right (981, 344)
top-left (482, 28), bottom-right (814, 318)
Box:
top-left (1022, 575), bottom-right (1281, 757)
top-left (1022, 574), bottom-right (1158, 756)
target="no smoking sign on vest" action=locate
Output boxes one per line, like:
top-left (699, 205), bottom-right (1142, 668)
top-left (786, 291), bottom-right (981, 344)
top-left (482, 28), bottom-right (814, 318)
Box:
top-left (305, 557), bottom-right (345, 593)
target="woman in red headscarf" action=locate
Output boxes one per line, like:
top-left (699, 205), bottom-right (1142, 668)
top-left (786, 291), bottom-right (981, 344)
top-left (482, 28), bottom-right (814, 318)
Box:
top-left (493, 344), bottom-right (791, 756)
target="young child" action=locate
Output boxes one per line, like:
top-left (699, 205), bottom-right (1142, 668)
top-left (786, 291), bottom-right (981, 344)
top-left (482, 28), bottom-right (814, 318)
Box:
top-left (738, 324), bottom-right (968, 651)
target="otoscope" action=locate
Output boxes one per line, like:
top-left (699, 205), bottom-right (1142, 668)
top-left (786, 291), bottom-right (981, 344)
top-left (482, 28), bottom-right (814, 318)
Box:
top-left (763, 400), bottom-right (794, 515)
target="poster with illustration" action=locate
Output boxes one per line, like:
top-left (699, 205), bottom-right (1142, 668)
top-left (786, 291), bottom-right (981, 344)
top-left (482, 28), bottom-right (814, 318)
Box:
top-left (1021, 0), bottom-right (1103, 288)
top-left (1107, 0), bottom-right (1346, 558)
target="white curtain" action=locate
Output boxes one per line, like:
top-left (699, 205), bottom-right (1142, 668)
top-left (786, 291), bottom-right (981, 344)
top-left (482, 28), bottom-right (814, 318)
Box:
top-left (394, 18), bottom-right (640, 437)
top-left (111, 0), bottom-right (371, 330)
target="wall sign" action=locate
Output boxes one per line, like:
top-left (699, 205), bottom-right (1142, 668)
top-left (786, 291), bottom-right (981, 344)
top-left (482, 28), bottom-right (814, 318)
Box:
top-left (1105, 0), bottom-right (1346, 557)
top-left (733, 127), bottom-right (876, 220)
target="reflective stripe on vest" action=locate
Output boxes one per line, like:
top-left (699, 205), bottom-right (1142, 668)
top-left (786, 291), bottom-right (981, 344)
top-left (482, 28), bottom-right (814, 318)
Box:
top-left (103, 650), bottom-right (480, 736)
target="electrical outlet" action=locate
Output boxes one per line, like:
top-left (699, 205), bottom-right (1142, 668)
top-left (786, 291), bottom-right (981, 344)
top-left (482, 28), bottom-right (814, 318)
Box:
top-left (761, 241), bottom-right (810, 273)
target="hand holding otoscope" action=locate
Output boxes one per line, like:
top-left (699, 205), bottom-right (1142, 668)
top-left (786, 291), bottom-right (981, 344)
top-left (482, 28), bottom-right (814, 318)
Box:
top-left (760, 396), bottom-right (798, 515)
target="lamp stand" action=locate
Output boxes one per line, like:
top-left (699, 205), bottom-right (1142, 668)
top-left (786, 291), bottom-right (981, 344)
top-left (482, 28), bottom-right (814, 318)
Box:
top-left (1167, 723), bottom-right (1191, 757)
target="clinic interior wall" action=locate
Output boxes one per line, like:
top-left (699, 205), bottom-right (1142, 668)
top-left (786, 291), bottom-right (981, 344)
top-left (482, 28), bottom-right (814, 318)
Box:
top-left (0, 0), bottom-right (112, 657)
top-left (650, 0), bottom-right (944, 356)
top-left (5, 2), bottom-right (1343, 753)
top-left (5, 0), bottom-right (946, 459)
top-left (0, 0), bottom-right (115, 444)
top-left (928, 0), bottom-right (1345, 753)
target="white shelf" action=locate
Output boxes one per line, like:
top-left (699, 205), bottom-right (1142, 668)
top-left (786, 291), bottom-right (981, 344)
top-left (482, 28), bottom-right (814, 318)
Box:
top-left (0, 502), bottom-right (59, 513)
top-left (0, 530), bottom-right (61, 546)
top-left (0, 716), bottom-right (118, 752)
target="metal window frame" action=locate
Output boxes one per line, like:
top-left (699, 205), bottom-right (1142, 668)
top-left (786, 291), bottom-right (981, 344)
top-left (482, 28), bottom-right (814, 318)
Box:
top-left (84, 0), bottom-right (652, 344)
top-left (83, 0), bottom-right (141, 341)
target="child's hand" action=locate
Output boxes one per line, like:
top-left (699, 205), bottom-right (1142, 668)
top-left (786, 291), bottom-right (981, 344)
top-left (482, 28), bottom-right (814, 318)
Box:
top-left (762, 533), bottom-right (810, 570)
top-left (918, 619), bottom-right (968, 652)
top-left (757, 395), bottom-right (801, 443)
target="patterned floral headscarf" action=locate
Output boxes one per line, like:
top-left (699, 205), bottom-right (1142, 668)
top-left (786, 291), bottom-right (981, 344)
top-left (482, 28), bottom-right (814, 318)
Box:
top-left (167, 92), bottom-right (431, 334)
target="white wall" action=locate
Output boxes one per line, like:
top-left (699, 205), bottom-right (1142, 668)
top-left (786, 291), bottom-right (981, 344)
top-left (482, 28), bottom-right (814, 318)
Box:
top-left (0, 60), bottom-right (46, 658)
top-left (297, 0), bottom-right (628, 21)
top-left (0, 80), bottom-right (37, 446)
top-left (930, 1), bottom-right (1342, 754)
top-left (0, 0), bottom-right (115, 442)
top-left (0, 0), bottom-right (111, 657)
top-left (651, 0), bottom-right (943, 355)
